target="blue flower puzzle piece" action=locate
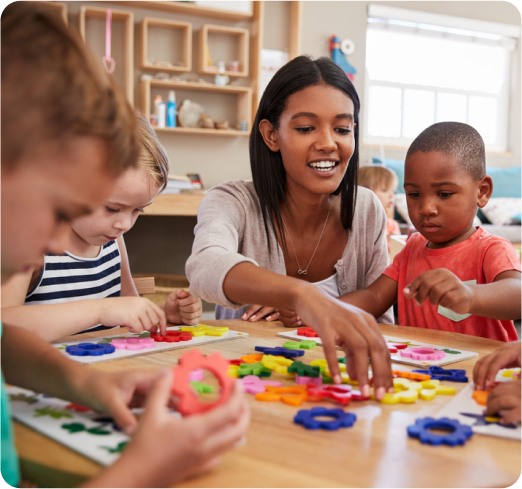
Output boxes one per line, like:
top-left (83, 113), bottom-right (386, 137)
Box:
top-left (254, 346), bottom-right (304, 358)
top-left (65, 343), bottom-right (115, 356)
top-left (294, 407), bottom-right (356, 430)
top-left (407, 417), bottom-right (473, 446)
top-left (412, 366), bottom-right (468, 383)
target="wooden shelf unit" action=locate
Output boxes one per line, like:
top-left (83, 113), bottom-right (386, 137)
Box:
top-left (42, 2), bottom-right (67, 24)
top-left (142, 193), bottom-right (205, 216)
top-left (141, 17), bottom-right (192, 73)
top-left (198, 24), bottom-right (250, 78)
top-left (104, 1), bottom-right (254, 21)
top-left (141, 79), bottom-right (252, 136)
top-left (78, 5), bottom-right (134, 104)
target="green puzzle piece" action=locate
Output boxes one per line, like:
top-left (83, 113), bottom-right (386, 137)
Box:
top-left (61, 423), bottom-right (85, 433)
top-left (61, 422), bottom-right (112, 435)
top-left (437, 348), bottom-right (461, 355)
top-left (101, 441), bottom-right (128, 454)
top-left (190, 381), bottom-right (214, 394)
top-left (238, 362), bottom-right (271, 378)
top-left (338, 357), bottom-right (347, 364)
top-left (322, 375), bottom-right (334, 384)
top-left (10, 393), bottom-right (39, 404)
top-left (283, 340), bottom-right (316, 350)
top-left (34, 407), bottom-right (73, 420)
top-left (288, 361), bottom-right (321, 378)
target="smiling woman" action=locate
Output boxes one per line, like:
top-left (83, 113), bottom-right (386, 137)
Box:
top-left (186, 56), bottom-right (395, 400)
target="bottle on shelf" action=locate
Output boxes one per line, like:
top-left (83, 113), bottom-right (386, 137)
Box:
top-left (167, 90), bottom-right (177, 128)
top-left (152, 95), bottom-right (163, 126)
top-left (157, 97), bottom-right (166, 128)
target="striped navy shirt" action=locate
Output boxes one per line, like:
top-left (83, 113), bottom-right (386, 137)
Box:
top-left (25, 240), bottom-right (121, 333)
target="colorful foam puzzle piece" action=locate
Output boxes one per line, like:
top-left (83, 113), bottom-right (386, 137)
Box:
top-left (65, 403), bottom-right (91, 412)
top-left (188, 369), bottom-right (204, 382)
top-left (501, 369), bottom-right (521, 379)
top-left (256, 385), bottom-right (308, 406)
top-left (407, 417), bottom-right (473, 446)
top-left (254, 346), bottom-right (304, 358)
top-left (190, 381), bottom-right (214, 394)
top-left (283, 340), bottom-right (317, 350)
top-left (261, 355), bottom-right (293, 375)
top-left (228, 359), bottom-right (243, 366)
top-left (393, 370), bottom-right (431, 381)
top-left (472, 390), bottom-right (489, 406)
top-left (241, 375), bottom-right (282, 394)
top-left (65, 343), bottom-right (115, 356)
top-left (295, 374), bottom-right (322, 386)
top-left (180, 324), bottom-right (228, 337)
top-left (288, 361), bottom-right (321, 378)
top-left (400, 347), bottom-right (445, 361)
top-left (170, 349), bottom-right (234, 415)
top-left (151, 331), bottom-right (192, 342)
top-left (228, 365), bottom-right (240, 378)
top-left (294, 407), bottom-right (356, 430)
top-left (297, 327), bottom-right (319, 337)
top-left (412, 366), bottom-right (468, 383)
top-left (460, 412), bottom-right (519, 430)
top-left (34, 407), bottom-right (73, 419)
top-left (111, 338), bottom-right (155, 350)
top-left (237, 362), bottom-right (272, 378)
top-left (306, 384), bottom-right (354, 405)
top-left (240, 353), bottom-right (263, 364)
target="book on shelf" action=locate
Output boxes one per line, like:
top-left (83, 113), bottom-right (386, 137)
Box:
top-left (161, 175), bottom-right (201, 194)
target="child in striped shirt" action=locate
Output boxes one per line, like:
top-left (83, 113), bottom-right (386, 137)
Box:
top-left (2, 114), bottom-right (202, 341)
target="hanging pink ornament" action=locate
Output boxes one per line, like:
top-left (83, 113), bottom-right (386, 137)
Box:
top-left (102, 9), bottom-right (116, 74)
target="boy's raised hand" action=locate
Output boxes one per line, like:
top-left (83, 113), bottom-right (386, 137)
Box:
top-left (484, 380), bottom-right (521, 426)
top-left (403, 268), bottom-right (473, 314)
top-left (165, 289), bottom-right (203, 325)
top-left (241, 304), bottom-right (280, 322)
top-left (99, 297), bottom-right (167, 335)
top-left (473, 340), bottom-right (521, 391)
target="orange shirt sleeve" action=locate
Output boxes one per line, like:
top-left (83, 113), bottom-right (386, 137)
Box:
top-left (482, 239), bottom-right (522, 283)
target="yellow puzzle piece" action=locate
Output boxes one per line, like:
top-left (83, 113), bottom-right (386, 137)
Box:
top-left (261, 355), bottom-right (293, 375)
top-left (180, 324), bottom-right (229, 337)
top-left (371, 378), bottom-right (455, 404)
top-left (228, 365), bottom-right (240, 378)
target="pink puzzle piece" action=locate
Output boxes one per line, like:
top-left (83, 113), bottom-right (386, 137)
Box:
top-left (400, 347), bottom-right (445, 361)
top-left (295, 374), bottom-right (322, 386)
top-left (111, 338), bottom-right (155, 350)
top-left (241, 375), bottom-right (282, 394)
top-left (188, 369), bottom-right (204, 382)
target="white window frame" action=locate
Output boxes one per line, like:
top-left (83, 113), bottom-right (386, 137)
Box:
top-left (363, 5), bottom-right (520, 153)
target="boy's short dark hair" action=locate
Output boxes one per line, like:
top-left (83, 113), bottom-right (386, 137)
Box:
top-left (406, 122), bottom-right (486, 181)
top-left (1, 2), bottom-right (138, 174)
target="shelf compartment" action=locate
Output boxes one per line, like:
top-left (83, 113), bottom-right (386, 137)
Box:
top-left (103, 1), bottom-right (253, 21)
top-left (198, 24), bottom-right (249, 78)
top-left (78, 5), bottom-right (134, 104)
top-left (141, 79), bottom-right (252, 136)
top-left (141, 17), bottom-right (192, 73)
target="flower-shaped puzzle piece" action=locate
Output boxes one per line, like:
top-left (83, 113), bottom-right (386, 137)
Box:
top-left (297, 327), bottom-right (319, 337)
top-left (241, 375), bottom-right (282, 394)
top-left (254, 346), bottom-right (304, 359)
top-left (306, 384), bottom-right (354, 404)
top-left (294, 407), bottom-right (356, 430)
top-left (501, 369), bottom-right (521, 379)
top-left (237, 362), bottom-right (272, 378)
top-left (151, 331), bottom-right (192, 342)
top-left (261, 355), bottom-right (293, 375)
top-left (400, 348), bottom-right (445, 361)
top-left (171, 349), bottom-right (234, 415)
top-left (407, 417), bottom-right (473, 446)
top-left (288, 361), bottom-right (321, 378)
top-left (393, 370), bottom-right (431, 381)
top-left (240, 353), bottom-right (263, 364)
top-left (111, 338), bottom-right (155, 350)
top-left (472, 390), bottom-right (489, 406)
top-left (66, 343), bottom-right (115, 356)
top-left (180, 325), bottom-right (228, 337)
top-left (255, 385), bottom-right (308, 406)
top-left (295, 374), bottom-right (322, 386)
top-left (412, 366), bottom-right (468, 383)
top-left (228, 359), bottom-right (242, 366)
top-left (283, 340), bottom-right (317, 350)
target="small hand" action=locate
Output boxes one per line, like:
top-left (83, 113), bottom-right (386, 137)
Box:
top-left (279, 308), bottom-right (302, 328)
top-left (403, 268), bottom-right (474, 314)
top-left (165, 289), bottom-right (203, 326)
top-left (241, 304), bottom-right (280, 322)
top-left (473, 340), bottom-right (521, 391)
top-left (99, 297), bottom-right (167, 335)
top-left (485, 380), bottom-right (521, 425)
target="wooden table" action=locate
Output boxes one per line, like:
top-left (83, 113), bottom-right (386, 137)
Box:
top-left (14, 321), bottom-right (521, 487)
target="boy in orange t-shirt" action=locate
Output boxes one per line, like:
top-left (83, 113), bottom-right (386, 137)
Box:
top-left (342, 122), bottom-right (521, 342)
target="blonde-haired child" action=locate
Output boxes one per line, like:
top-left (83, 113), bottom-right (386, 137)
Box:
top-left (2, 112), bottom-right (202, 342)
top-left (358, 165), bottom-right (401, 251)
top-left (1, 4), bottom-right (247, 487)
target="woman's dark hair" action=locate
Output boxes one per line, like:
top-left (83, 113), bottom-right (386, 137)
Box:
top-left (249, 55), bottom-right (360, 252)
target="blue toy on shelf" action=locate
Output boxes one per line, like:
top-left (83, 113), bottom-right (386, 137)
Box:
top-left (412, 366), bottom-right (468, 383)
top-left (65, 343), bottom-right (115, 356)
top-left (294, 407), bottom-right (357, 430)
top-left (254, 346), bottom-right (304, 359)
top-left (407, 417), bottom-right (473, 446)
top-left (329, 35), bottom-right (356, 81)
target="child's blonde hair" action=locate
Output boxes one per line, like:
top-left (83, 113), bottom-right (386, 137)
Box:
top-left (359, 165), bottom-right (398, 192)
top-left (1, 2), bottom-right (138, 174)
top-left (136, 112), bottom-right (169, 192)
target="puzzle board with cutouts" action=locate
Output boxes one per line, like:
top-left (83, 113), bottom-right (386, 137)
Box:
top-left (436, 370), bottom-right (521, 440)
top-left (54, 325), bottom-right (248, 364)
top-left (277, 331), bottom-right (478, 367)
top-left (7, 386), bottom-right (169, 465)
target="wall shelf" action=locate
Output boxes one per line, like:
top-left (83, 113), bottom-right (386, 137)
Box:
top-left (198, 24), bottom-right (249, 78)
top-left (104, 1), bottom-right (253, 21)
top-left (141, 79), bottom-right (252, 136)
top-left (42, 2), bottom-right (67, 24)
top-left (78, 5), bottom-right (134, 104)
top-left (141, 17), bottom-right (192, 73)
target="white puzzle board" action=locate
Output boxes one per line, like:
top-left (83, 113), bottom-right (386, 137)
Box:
top-left (54, 325), bottom-right (248, 364)
top-left (277, 330), bottom-right (478, 367)
top-left (437, 371), bottom-right (521, 440)
top-left (7, 386), bottom-right (172, 465)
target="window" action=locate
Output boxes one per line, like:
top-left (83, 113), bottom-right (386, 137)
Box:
top-left (363, 5), bottom-right (519, 152)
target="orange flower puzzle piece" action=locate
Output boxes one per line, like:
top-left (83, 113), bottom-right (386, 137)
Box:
top-left (255, 385), bottom-right (308, 406)
top-left (472, 390), bottom-right (489, 406)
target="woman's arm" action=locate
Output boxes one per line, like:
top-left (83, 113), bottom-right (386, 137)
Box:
top-left (118, 236), bottom-right (139, 297)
